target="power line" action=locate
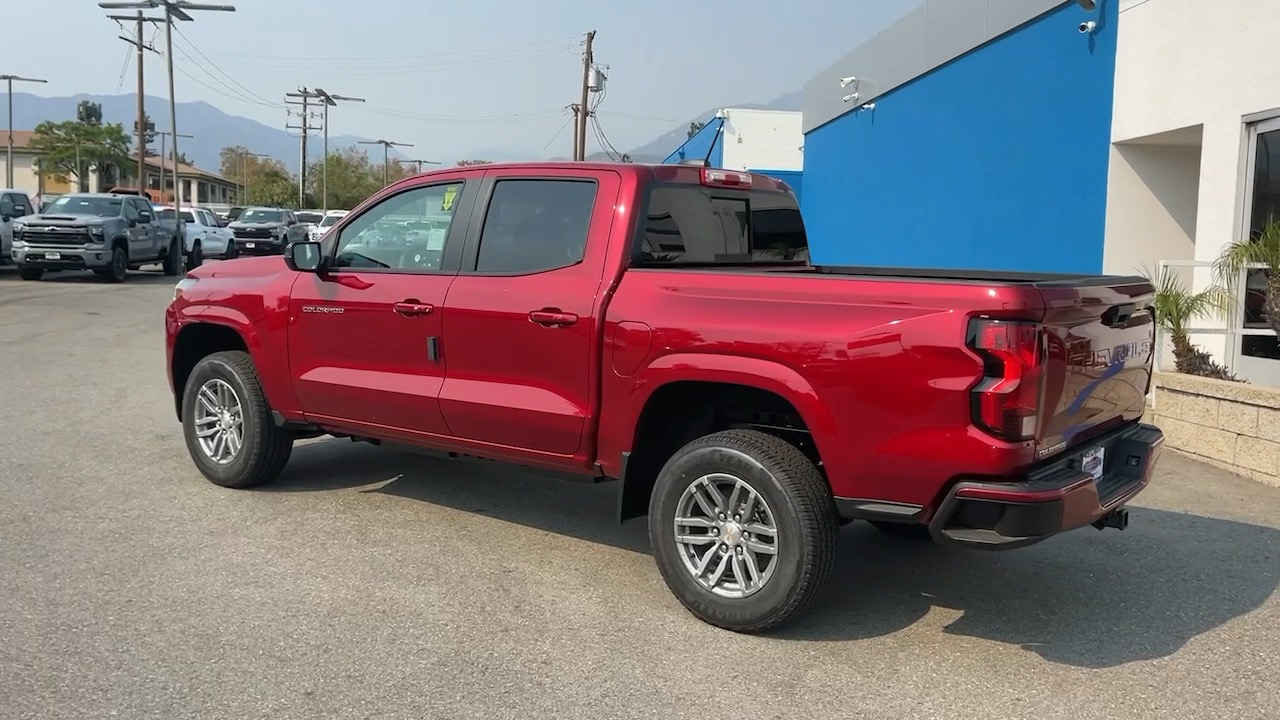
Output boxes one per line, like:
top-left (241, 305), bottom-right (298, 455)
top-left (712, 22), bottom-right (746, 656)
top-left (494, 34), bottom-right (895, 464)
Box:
top-left (204, 36), bottom-right (577, 62)
top-left (170, 21), bottom-right (277, 107)
top-left (285, 88), bottom-right (323, 207)
top-left (575, 30), bottom-right (595, 161)
top-left (207, 47), bottom-right (573, 77)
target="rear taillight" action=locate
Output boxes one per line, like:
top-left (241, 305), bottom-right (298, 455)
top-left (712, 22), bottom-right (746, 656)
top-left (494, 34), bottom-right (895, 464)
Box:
top-left (967, 318), bottom-right (1046, 442)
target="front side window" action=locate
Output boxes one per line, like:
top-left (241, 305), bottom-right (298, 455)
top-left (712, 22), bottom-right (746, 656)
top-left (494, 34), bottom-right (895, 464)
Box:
top-left (474, 179), bottom-right (597, 274)
top-left (333, 182), bottom-right (462, 271)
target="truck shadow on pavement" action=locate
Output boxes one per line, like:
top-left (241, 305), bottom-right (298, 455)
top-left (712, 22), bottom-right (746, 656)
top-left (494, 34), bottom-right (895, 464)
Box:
top-left (271, 439), bottom-right (1280, 669)
top-left (0, 267), bottom-right (180, 285)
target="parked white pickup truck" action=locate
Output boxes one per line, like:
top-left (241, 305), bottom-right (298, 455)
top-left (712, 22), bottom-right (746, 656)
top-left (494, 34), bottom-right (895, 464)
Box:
top-left (155, 205), bottom-right (235, 267)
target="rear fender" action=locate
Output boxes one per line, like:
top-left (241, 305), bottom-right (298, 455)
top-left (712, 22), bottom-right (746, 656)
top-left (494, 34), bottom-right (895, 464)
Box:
top-left (620, 352), bottom-right (839, 467)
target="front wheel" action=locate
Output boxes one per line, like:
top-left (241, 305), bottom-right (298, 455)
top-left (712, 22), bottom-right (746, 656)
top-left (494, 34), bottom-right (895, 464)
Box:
top-left (103, 246), bottom-right (128, 283)
top-left (648, 428), bottom-right (838, 633)
top-left (181, 350), bottom-right (294, 488)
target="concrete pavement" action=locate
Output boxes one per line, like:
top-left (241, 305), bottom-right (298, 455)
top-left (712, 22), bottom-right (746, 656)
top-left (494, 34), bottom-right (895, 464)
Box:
top-left (1, 266), bottom-right (1277, 719)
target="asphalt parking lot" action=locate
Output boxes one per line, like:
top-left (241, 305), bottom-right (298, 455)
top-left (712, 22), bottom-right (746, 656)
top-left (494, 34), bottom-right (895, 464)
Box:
top-left (1, 265), bottom-right (1278, 720)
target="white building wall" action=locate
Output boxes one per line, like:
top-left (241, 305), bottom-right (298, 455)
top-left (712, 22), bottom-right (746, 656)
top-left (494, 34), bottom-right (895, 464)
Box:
top-left (719, 108), bottom-right (803, 172)
top-left (0, 155), bottom-right (49, 196)
top-left (1108, 0), bottom-right (1280, 377)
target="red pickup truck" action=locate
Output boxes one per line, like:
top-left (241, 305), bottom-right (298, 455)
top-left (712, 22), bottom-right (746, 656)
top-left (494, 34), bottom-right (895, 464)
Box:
top-left (165, 162), bottom-right (1164, 633)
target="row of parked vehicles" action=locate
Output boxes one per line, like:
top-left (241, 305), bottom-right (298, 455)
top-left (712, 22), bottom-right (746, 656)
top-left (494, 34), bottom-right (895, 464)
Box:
top-left (1, 187), bottom-right (350, 281)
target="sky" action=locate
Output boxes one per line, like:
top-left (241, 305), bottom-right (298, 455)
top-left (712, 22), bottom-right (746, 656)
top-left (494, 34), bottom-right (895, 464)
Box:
top-left (6, 0), bottom-right (918, 160)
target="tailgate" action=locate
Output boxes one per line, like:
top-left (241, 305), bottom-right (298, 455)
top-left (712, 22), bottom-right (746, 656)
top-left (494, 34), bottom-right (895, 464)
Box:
top-left (1034, 276), bottom-right (1156, 460)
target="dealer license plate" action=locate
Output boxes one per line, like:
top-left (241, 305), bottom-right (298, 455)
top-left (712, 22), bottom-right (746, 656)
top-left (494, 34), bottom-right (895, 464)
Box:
top-left (44, 252), bottom-right (61, 260)
top-left (1082, 445), bottom-right (1105, 481)
top-left (244, 242), bottom-right (255, 249)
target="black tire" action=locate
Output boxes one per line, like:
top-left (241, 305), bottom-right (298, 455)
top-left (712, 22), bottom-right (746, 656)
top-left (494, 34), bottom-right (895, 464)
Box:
top-left (103, 245), bottom-right (128, 283)
top-left (189, 240), bottom-right (204, 269)
top-left (181, 350), bottom-right (293, 489)
top-left (648, 428), bottom-right (838, 633)
top-left (162, 237), bottom-right (183, 276)
top-left (868, 520), bottom-right (933, 540)
top-left (222, 239), bottom-right (237, 260)
top-left (18, 266), bottom-right (43, 281)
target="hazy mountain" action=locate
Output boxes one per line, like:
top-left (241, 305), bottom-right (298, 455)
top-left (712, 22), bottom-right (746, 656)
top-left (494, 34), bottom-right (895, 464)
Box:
top-left (624, 89), bottom-right (803, 161)
top-left (7, 92), bottom-right (401, 176)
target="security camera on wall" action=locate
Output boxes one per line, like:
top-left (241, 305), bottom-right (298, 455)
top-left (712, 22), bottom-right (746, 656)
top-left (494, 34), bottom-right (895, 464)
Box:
top-left (1075, 0), bottom-right (1096, 10)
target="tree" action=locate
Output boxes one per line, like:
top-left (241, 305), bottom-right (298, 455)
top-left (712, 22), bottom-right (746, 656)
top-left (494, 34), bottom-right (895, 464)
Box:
top-left (456, 159), bottom-right (492, 166)
top-left (133, 113), bottom-right (156, 150)
top-left (304, 147), bottom-right (384, 210)
top-left (220, 145), bottom-right (295, 206)
top-left (1215, 219), bottom-right (1280, 338)
top-left (1149, 265), bottom-right (1240, 381)
top-left (688, 121), bottom-right (705, 139)
top-left (28, 119), bottom-right (131, 192)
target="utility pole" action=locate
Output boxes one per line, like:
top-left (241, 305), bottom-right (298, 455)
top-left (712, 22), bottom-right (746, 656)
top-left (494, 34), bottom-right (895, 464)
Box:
top-left (403, 159), bottom-right (441, 174)
top-left (285, 88), bottom-right (318, 207)
top-left (358, 139), bottom-right (413, 187)
top-left (308, 88), bottom-right (364, 212)
top-left (99, 1), bottom-right (237, 210)
top-left (105, 9), bottom-right (162, 192)
top-left (1, 74), bottom-right (47, 188)
top-left (154, 129), bottom-right (192, 201)
top-left (575, 30), bottom-right (595, 161)
top-left (569, 104), bottom-right (581, 161)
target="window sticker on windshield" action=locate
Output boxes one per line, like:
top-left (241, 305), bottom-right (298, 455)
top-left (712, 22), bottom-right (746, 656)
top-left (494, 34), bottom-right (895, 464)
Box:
top-left (441, 186), bottom-right (458, 211)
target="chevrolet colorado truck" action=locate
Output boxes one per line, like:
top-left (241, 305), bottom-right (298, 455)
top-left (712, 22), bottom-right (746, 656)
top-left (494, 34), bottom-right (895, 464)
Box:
top-left (15, 192), bottom-right (182, 282)
top-left (165, 162), bottom-right (1164, 633)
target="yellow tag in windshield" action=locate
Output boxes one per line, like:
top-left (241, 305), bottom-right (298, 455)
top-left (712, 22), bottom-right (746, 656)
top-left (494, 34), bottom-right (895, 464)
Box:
top-left (441, 186), bottom-right (458, 211)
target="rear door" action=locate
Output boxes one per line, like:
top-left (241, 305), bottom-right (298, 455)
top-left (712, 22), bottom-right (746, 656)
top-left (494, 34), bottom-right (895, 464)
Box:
top-left (439, 168), bottom-right (621, 458)
top-left (1035, 277), bottom-right (1157, 456)
top-left (288, 176), bottom-right (478, 439)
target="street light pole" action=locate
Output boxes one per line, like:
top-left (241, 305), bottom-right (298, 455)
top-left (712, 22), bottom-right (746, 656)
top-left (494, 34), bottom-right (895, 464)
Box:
top-left (1, 74), bottom-right (48, 188)
top-left (310, 88), bottom-right (364, 212)
top-left (358, 139), bottom-right (413, 188)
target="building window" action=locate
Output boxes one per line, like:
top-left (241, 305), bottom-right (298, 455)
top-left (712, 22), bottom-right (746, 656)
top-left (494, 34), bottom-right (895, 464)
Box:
top-left (1241, 123), bottom-right (1280, 362)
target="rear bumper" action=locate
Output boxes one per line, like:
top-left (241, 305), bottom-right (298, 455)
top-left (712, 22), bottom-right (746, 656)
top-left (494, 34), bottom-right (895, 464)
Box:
top-left (927, 422), bottom-right (1164, 550)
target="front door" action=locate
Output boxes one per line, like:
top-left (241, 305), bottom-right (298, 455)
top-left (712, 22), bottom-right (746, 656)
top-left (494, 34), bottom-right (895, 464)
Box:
top-left (288, 178), bottom-right (475, 438)
top-left (440, 169), bottom-right (620, 458)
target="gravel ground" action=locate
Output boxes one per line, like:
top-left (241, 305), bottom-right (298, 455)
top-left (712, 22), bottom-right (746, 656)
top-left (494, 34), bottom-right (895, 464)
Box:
top-left (1, 266), bottom-right (1277, 720)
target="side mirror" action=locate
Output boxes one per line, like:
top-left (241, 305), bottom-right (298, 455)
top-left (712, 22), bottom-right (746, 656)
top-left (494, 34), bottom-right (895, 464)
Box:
top-left (284, 241), bottom-right (323, 273)
top-left (0, 214), bottom-right (10, 223)
top-left (127, 218), bottom-right (138, 228)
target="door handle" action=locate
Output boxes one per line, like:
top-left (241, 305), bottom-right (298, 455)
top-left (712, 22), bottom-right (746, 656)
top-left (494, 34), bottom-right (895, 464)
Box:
top-left (393, 301), bottom-right (434, 317)
top-left (529, 309), bottom-right (578, 327)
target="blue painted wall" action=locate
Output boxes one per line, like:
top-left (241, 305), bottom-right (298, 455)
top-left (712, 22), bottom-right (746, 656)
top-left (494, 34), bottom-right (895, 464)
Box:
top-left (801, 1), bottom-right (1117, 273)
top-left (663, 118), bottom-right (724, 167)
top-left (752, 169), bottom-right (804, 205)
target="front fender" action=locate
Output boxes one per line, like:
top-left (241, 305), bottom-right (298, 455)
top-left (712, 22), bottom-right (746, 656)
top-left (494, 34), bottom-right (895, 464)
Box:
top-left (599, 352), bottom-right (840, 479)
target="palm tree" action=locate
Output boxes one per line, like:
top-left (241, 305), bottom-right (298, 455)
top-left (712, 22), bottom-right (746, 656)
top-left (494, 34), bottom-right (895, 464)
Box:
top-left (1213, 218), bottom-right (1280, 336)
top-left (1146, 265), bottom-right (1240, 381)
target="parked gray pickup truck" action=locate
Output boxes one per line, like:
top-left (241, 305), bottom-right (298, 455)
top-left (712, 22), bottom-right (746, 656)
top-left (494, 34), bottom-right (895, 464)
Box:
top-left (11, 192), bottom-right (183, 282)
top-left (228, 206), bottom-right (307, 256)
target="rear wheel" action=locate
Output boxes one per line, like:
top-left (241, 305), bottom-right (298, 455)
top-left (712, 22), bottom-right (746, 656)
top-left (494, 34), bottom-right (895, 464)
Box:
top-left (648, 428), bottom-right (838, 633)
top-left (181, 350), bottom-right (293, 489)
top-left (18, 266), bottom-right (43, 281)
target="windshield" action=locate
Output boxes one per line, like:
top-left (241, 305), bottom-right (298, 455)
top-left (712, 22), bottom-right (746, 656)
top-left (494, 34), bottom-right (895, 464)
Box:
top-left (318, 215), bottom-right (341, 227)
top-left (44, 196), bottom-right (122, 217)
top-left (296, 212), bottom-right (323, 224)
top-left (240, 208), bottom-right (283, 223)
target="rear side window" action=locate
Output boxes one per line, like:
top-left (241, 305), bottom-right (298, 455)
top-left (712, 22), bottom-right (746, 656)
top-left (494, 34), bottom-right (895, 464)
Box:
top-left (474, 179), bottom-right (597, 274)
top-left (639, 185), bottom-right (807, 265)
